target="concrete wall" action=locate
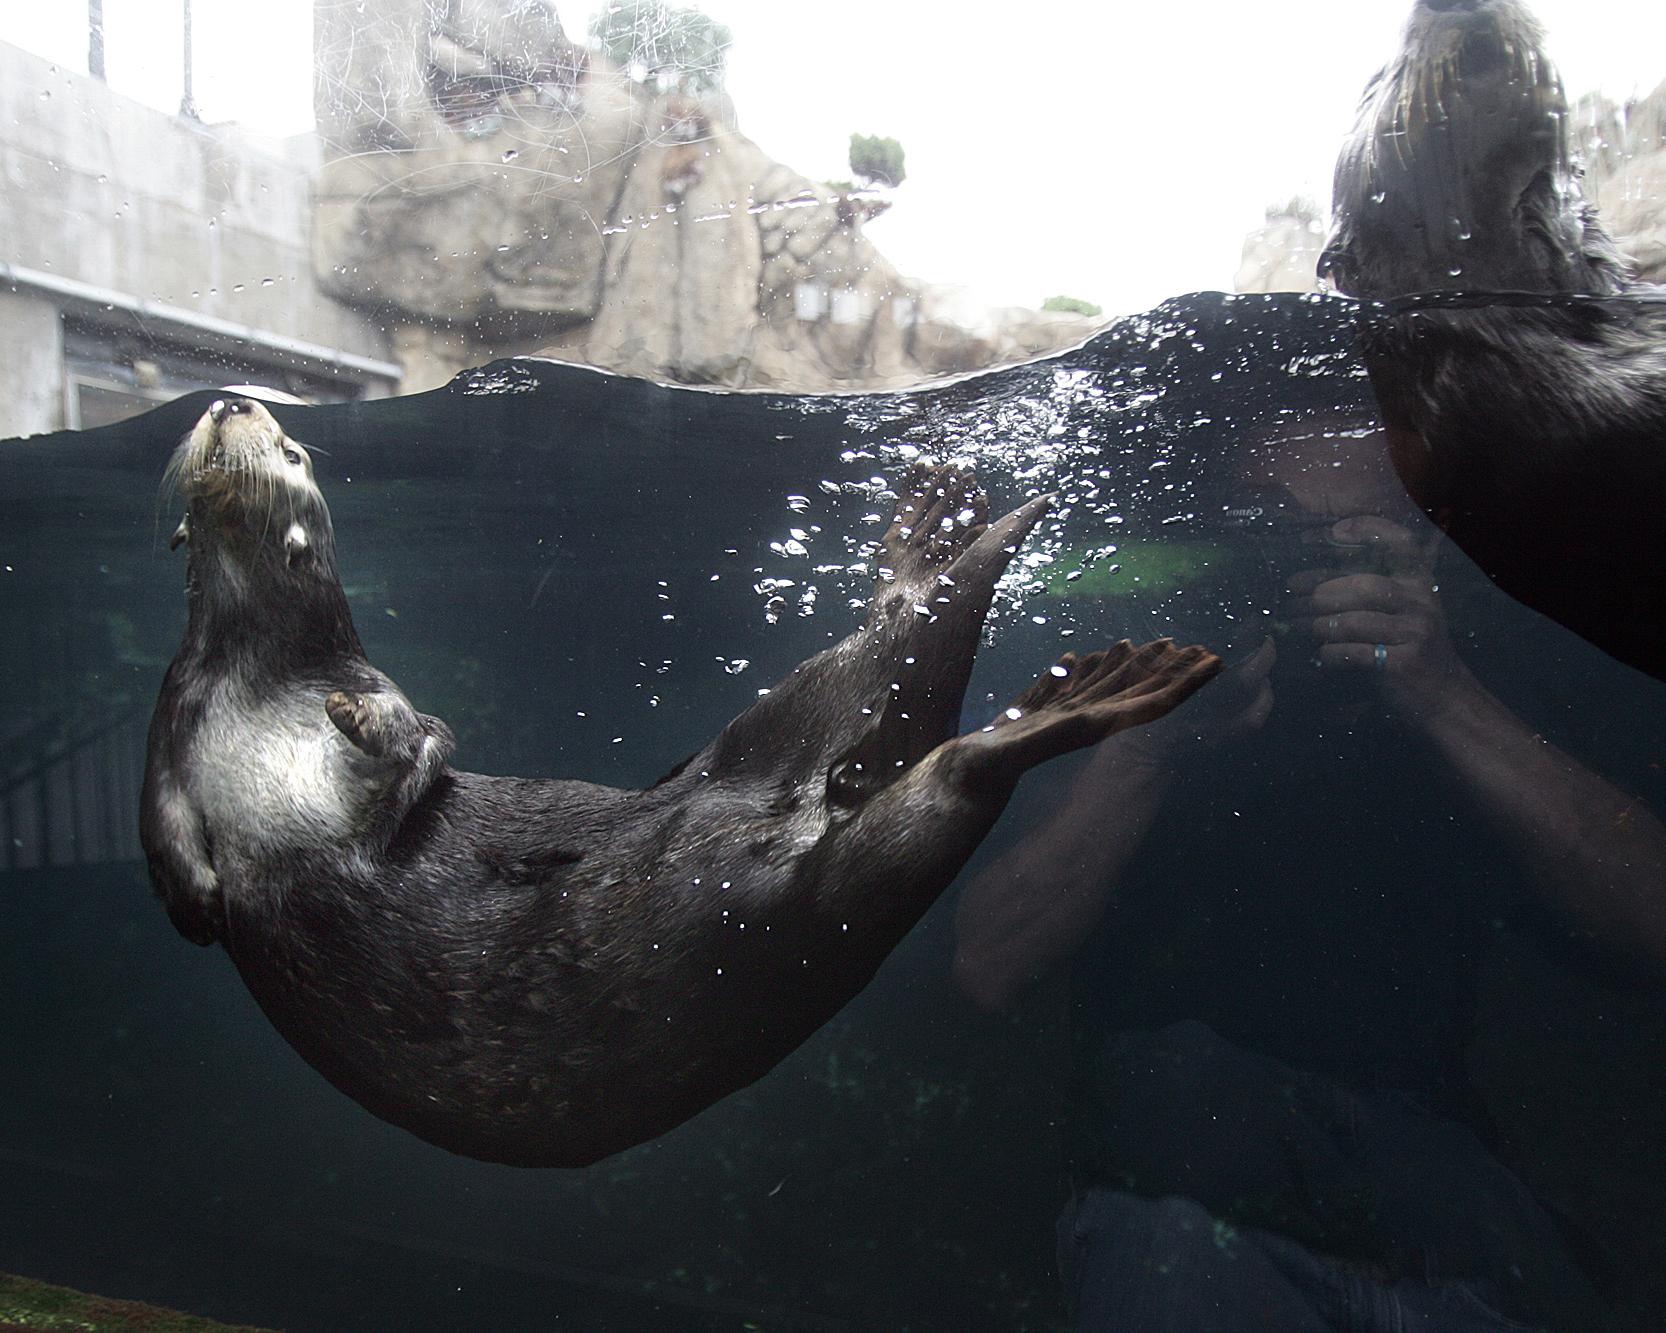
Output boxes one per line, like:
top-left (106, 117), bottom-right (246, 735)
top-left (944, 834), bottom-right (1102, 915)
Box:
top-left (0, 40), bottom-right (397, 438)
top-left (0, 290), bottom-right (64, 440)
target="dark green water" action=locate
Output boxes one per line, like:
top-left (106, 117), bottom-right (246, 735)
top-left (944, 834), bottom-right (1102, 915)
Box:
top-left (2, 292), bottom-right (1663, 1330)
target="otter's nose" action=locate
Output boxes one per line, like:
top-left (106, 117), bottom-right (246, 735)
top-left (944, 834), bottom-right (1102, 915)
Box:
top-left (208, 398), bottom-right (253, 423)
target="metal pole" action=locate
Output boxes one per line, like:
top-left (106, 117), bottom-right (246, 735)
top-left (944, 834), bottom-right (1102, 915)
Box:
top-left (88, 0), bottom-right (106, 80)
top-left (180, 0), bottom-right (198, 119)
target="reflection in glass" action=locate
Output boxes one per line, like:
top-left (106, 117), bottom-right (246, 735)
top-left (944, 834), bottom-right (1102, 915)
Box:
top-left (0, 0), bottom-right (1663, 1327)
top-left (1323, 0), bottom-right (1666, 681)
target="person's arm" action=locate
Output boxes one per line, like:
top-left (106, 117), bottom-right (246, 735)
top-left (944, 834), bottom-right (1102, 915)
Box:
top-left (952, 639), bottom-right (1276, 1010)
top-left (951, 736), bottom-right (1170, 1011)
top-left (1298, 515), bottom-right (1666, 967)
top-left (1410, 672), bottom-right (1666, 965)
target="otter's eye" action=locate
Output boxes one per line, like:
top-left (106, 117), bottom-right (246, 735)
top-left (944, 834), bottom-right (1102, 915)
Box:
top-left (827, 760), bottom-right (869, 808)
top-left (283, 448), bottom-right (303, 466)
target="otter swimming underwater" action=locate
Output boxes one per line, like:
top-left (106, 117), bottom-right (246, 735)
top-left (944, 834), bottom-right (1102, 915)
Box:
top-left (140, 397), bottom-right (1220, 1167)
top-left (1323, 0), bottom-right (1666, 682)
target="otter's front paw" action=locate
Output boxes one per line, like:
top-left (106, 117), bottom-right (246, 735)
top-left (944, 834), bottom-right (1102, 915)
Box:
top-left (146, 850), bottom-right (223, 947)
top-left (326, 690), bottom-right (385, 757)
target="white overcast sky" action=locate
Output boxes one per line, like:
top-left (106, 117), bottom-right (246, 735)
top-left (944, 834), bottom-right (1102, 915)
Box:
top-left (6, 1), bottom-right (1665, 313)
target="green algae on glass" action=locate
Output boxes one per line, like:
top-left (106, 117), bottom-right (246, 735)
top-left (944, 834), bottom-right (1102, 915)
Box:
top-left (1041, 539), bottom-right (1246, 600)
top-left (0, 1273), bottom-right (274, 1333)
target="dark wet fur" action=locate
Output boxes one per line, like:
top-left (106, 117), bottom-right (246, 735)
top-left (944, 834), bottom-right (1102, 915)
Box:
top-left (1322, 0), bottom-right (1666, 681)
top-left (142, 405), bottom-right (1219, 1166)
top-left (1321, 0), bottom-right (1629, 299)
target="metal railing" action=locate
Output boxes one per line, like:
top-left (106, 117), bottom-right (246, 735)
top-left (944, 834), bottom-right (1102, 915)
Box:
top-left (1, 703), bottom-right (149, 871)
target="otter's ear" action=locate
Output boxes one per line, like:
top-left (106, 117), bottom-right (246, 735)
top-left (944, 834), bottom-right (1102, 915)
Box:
top-left (285, 521), bottom-right (312, 567)
top-left (1316, 238), bottom-right (1353, 293)
top-left (169, 514), bottom-right (190, 551)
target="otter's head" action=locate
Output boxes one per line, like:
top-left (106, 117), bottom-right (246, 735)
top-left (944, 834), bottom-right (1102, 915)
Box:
top-left (165, 398), bottom-right (356, 657)
top-left (1321, 0), bottom-right (1630, 298)
top-left (166, 397), bottom-right (335, 571)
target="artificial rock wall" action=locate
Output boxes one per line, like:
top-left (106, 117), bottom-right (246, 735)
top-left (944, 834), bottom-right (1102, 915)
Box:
top-left (311, 0), bottom-right (1094, 393)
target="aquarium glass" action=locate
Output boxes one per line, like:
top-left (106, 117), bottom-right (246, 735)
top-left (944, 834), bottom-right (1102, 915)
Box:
top-left (3, 2), bottom-right (1665, 1329)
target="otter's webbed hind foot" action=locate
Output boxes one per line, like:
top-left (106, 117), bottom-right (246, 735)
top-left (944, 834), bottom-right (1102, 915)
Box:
top-left (696, 463), bottom-right (1050, 790)
top-left (847, 463), bottom-right (1054, 757)
top-left (870, 463), bottom-right (1051, 625)
top-left (874, 463), bottom-right (988, 603)
top-left (951, 639), bottom-right (1223, 793)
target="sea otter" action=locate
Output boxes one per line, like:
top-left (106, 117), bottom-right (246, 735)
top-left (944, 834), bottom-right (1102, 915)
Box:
top-left (141, 396), bottom-right (1219, 1167)
top-left (1322, 0), bottom-right (1666, 682)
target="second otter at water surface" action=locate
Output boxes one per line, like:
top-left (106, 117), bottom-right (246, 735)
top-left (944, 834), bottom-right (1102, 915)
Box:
top-left (1323, 0), bottom-right (1666, 682)
top-left (140, 397), bottom-right (1220, 1167)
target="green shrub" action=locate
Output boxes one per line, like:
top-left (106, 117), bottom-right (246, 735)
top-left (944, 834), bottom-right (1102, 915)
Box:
top-left (590, 1), bottom-right (732, 93)
top-left (1041, 295), bottom-right (1103, 317)
top-left (849, 133), bottom-right (906, 189)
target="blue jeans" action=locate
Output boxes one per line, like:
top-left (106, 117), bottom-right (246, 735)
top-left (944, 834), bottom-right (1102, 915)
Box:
top-left (1061, 1023), bottom-right (1599, 1329)
top-left (1058, 1188), bottom-right (1540, 1332)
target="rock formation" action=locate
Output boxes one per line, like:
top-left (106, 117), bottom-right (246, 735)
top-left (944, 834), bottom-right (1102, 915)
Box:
top-left (1233, 197), bottom-right (1324, 294)
top-left (311, 0), bottom-right (1096, 392)
top-left (1579, 80), bottom-right (1666, 285)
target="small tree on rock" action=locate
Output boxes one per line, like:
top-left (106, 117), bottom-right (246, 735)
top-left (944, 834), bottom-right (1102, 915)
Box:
top-left (1041, 295), bottom-right (1103, 317)
top-left (590, 1), bottom-right (732, 93)
top-left (849, 133), bottom-right (906, 189)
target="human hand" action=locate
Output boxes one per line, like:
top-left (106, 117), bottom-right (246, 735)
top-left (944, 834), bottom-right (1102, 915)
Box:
top-left (1283, 515), bottom-right (1475, 715)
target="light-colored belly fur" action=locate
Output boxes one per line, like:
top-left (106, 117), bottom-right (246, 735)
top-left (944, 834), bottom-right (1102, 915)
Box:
top-left (194, 683), bottom-right (382, 856)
